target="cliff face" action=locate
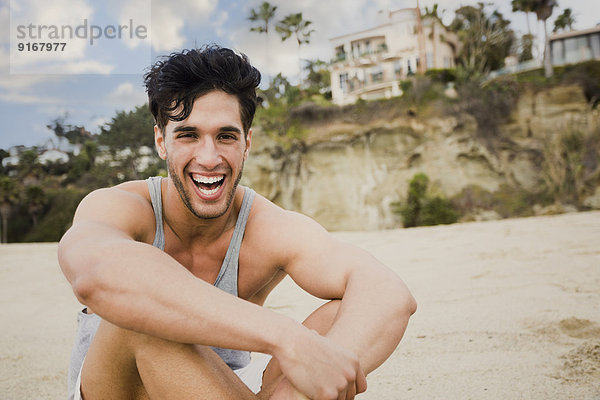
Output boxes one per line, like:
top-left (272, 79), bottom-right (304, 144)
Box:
top-left (243, 85), bottom-right (599, 230)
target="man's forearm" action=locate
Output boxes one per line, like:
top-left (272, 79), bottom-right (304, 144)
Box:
top-left (59, 227), bottom-right (302, 355)
top-left (324, 268), bottom-right (416, 374)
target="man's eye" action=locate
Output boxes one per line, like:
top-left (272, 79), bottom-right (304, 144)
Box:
top-left (219, 133), bottom-right (237, 140)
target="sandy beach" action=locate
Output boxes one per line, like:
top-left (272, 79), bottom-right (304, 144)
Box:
top-left (1, 211), bottom-right (599, 399)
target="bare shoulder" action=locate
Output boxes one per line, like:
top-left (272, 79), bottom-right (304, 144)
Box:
top-left (72, 180), bottom-right (156, 242)
top-left (244, 190), bottom-right (337, 266)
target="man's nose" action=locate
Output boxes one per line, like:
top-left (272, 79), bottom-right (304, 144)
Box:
top-left (194, 139), bottom-right (221, 170)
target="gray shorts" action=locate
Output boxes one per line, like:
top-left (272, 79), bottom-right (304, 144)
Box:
top-left (73, 352), bottom-right (272, 399)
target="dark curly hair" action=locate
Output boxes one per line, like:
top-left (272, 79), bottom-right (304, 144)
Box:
top-left (144, 45), bottom-right (261, 136)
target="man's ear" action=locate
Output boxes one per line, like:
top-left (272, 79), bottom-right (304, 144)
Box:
top-left (154, 125), bottom-right (167, 160)
top-left (244, 128), bottom-right (252, 161)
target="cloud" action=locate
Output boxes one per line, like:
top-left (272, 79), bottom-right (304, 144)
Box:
top-left (60, 60), bottom-right (115, 74)
top-left (0, 71), bottom-right (63, 92)
top-left (106, 81), bottom-right (147, 111)
top-left (150, 0), bottom-right (219, 52)
top-left (89, 116), bottom-right (109, 132)
top-left (37, 105), bottom-right (72, 116)
top-left (0, 1), bottom-right (9, 46)
top-left (114, 0), bottom-right (152, 49)
top-left (213, 11), bottom-right (230, 39)
top-left (0, 91), bottom-right (59, 104)
top-left (150, 4), bottom-right (186, 52)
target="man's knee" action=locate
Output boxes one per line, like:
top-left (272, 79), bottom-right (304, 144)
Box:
top-left (94, 320), bottom-right (191, 355)
top-left (302, 300), bottom-right (341, 336)
top-left (81, 321), bottom-right (150, 399)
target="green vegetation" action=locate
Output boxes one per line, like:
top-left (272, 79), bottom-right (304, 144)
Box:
top-left (449, 3), bottom-right (515, 78)
top-left (391, 173), bottom-right (459, 228)
top-left (512, 0), bottom-right (558, 78)
top-left (518, 33), bottom-right (534, 62)
top-left (248, 2), bottom-right (277, 35)
top-left (0, 105), bottom-right (165, 243)
top-left (553, 8), bottom-right (574, 33)
top-left (276, 12), bottom-right (314, 84)
top-left (23, 188), bottom-right (88, 242)
top-left (541, 117), bottom-right (600, 205)
top-left (451, 184), bottom-right (553, 219)
top-left (3, 2), bottom-right (599, 240)
top-left (458, 76), bottom-right (520, 143)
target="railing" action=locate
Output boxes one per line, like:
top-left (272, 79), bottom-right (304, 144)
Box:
top-left (486, 59), bottom-right (542, 80)
top-left (333, 44), bottom-right (388, 64)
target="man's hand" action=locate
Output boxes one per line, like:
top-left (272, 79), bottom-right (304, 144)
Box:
top-left (274, 329), bottom-right (367, 400)
top-left (270, 379), bottom-right (310, 400)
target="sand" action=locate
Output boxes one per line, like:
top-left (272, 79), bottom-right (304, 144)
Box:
top-left (1, 211), bottom-right (599, 399)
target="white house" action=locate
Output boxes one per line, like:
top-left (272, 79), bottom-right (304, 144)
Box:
top-left (329, 7), bottom-right (459, 105)
top-left (39, 149), bottom-right (69, 165)
top-left (1, 145), bottom-right (25, 168)
top-left (550, 25), bottom-right (600, 66)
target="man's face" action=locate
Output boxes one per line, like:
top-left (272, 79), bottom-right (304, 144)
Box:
top-left (155, 90), bottom-right (252, 220)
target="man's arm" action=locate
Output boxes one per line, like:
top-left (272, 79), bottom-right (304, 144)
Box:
top-left (292, 236), bottom-right (416, 374)
top-left (260, 209), bottom-right (416, 384)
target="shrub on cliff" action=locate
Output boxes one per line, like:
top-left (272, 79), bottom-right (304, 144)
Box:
top-left (457, 75), bottom-right (520, 143)
top-left (392, 173), bottom-right (459, 228)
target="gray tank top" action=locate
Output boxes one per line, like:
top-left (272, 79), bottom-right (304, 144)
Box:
top-left (67, 177), bottom-right (255, 399)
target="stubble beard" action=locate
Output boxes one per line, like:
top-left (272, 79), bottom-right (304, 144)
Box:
top-left (167, 158), bottom-right (244, 220)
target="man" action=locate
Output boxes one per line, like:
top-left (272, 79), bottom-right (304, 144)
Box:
top-left (58, 45), bottom-right (416, 400)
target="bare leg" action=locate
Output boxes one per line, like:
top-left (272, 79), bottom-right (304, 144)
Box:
top-left (258, 300), bottom-right (341, 399)
top-left (81, 320), bottom-right (256, 400)
top-left (80, 301), bottom-right (341, 400)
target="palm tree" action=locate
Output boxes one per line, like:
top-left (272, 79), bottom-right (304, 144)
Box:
top-left (303, 59), bottom-right (330, 94)
top-left (449, 4), bottom-right (515, 76)
top-left (0, 176), bottom-right (20, 243)
top-left (17, 148), bottom-right (41, 180)
top-left (423, 3), bottom-right (443, 70)
top-left (512, 0), bottom-right (537, 62)
top-left (25, 185), bottom-right (46, 227)
top-left (553, 8), bottom-right (575, 32)
top-left (248, 2), bottom-right (277, 81)
top-left (415, 0), bottom-right (427, 74)
top-left (519, 33), bottom-right (535, 62)
top-left (531, 0), bottom-right (557, 78)
top-left (248, 1), bottom-right (277, 34)
top-left (512, 0), bottom-right (535, 36)
top-left (276, 13), bottom-right (314, 85)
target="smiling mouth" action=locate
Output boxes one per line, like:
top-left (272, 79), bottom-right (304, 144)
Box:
top-left (190, 174), bottom-right (225, 196)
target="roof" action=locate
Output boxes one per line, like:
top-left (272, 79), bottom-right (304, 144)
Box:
top-left (549, 25), bottom-right (600, 41)
top-left (329, 7), bottom-right (417, 42)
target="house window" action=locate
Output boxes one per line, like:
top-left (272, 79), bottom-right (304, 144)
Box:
top-left (335, 45), bottom-right (346, 62)
top-left (394, 60), bottom-right (403, 78)
top-left (591, 33), bottom-right (600, 59)
top-left (564, 36), bottom-right (590, 63)
top-left (370, 66), bottom-right (383, 83)
top-left (426, 52), bottom-right (433, 69)
top-left (352, 43), bottom-right (361, 59)
top-left (578, 36), bottom-right (591, 61)
top-left (552, 39), bottom-right (565, 65)
top-left (339, 72), bottom-right (349, 94)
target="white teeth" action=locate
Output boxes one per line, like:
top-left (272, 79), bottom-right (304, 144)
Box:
top-left (198, 186), bottom-right (220, 196)
top-left (192, 175), bottom-right (224, 184)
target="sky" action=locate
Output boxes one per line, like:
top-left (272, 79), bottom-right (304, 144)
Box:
top-left (1, 0), bottom-right (599, 150)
